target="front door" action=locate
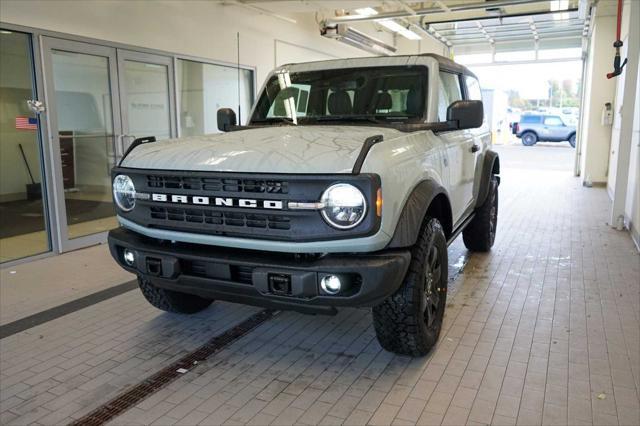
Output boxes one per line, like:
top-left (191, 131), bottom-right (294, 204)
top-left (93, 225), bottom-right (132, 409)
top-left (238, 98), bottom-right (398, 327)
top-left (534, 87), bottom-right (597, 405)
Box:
top-left (437, 71), bottom-right (475, 224)
top-left (117, 50), bottom-right (176, 158)
top-left (41, 37), bottom-right (123, 251)
top-left (542, 115), bottom-right (566, 140)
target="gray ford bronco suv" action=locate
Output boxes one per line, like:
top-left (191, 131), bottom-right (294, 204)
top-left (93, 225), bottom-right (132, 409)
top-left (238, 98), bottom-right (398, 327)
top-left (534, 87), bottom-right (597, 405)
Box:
top-left (108, 54), bottom-right (500, 356)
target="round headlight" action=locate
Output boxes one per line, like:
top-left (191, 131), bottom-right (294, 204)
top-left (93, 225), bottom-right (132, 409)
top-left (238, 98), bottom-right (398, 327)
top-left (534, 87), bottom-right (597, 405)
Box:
top-left (320, 184), bottom-right (367, 230)
top-left (113, 174), bottom-right (136, 212)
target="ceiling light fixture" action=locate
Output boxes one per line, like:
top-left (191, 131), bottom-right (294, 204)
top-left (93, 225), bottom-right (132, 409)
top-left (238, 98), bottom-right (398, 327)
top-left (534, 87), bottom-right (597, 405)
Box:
top-left (321, 24), bottom-right (397, 56)
top-left (354, 7), bottom-right (421, 41)
top-left (354, 7), bottom-right (379, 17)
top-left (377, 19), bottom-right (422, 40)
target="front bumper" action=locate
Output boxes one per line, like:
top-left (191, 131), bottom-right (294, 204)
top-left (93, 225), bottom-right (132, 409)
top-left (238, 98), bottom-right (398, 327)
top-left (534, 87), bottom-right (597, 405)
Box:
top-left (108, 227), bottom-right (410, 315)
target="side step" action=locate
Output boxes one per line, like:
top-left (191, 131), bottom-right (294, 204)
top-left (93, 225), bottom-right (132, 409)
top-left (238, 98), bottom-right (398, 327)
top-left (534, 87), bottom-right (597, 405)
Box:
top-left (447, 213), bottom-right (475, 247)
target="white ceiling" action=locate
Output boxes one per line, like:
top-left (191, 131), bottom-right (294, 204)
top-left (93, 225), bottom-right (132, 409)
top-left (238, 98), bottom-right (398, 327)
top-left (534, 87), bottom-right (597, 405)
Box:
top-left (224, 1), bottom-right (589, 54)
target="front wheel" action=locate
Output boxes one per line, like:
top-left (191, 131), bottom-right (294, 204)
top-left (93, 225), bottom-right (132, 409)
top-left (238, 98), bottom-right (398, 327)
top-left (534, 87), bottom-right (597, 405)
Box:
top-left (463, 175), bottom-right (498, 252)
top-left (138, 277), bottom-right (214, 314)
top-left (568, 134), bottom-right (576, 148)
top-left (372, 217), bottom-right (448, 357)
top-left (521, 132), bottom-right (537, 146)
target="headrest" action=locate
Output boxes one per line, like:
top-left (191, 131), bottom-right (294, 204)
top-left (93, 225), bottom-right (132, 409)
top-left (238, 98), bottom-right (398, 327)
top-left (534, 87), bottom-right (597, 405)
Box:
top-left (375, 92), bottom-right (392, 110)
top-left (328, 90), bottom-right (353, 115)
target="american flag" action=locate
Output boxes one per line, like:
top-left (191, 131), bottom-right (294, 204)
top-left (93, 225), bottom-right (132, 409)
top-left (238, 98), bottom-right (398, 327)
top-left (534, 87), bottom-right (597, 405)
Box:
top-left (16, 116), bottom-right (37, 130)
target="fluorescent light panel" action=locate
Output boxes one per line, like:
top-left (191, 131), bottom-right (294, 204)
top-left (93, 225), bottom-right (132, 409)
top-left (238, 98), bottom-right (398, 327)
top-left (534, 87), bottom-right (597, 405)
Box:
top-left (354, 7), bottom-right (421, 41)
top-left (355, 7), bottom-right (378, 16)
top-left (378, 19), bottom-right (422, 40)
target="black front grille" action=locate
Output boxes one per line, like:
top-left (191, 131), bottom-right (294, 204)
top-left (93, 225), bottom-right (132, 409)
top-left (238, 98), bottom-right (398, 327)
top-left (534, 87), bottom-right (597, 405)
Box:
top-left (149, 206), bottom-right (291, 230)
top-left (147, 175), bottom-right (288, 194)
top-left (115, 168), bottom-right (381, 242)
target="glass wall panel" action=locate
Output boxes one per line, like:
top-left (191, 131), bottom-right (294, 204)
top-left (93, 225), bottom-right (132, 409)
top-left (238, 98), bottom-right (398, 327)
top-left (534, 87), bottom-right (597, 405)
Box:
top-left (122, 60), bottom-right (171, 140)
top-left (50, 49), bottom-right (118, 240)
top-left (0, 30), bottom-right (50, 262)
top-left (177, 59), bottom-right (253, 136)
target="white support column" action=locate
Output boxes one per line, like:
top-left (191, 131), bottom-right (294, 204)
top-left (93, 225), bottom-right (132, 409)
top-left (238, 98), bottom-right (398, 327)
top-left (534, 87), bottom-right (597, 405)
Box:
top-left (609, 0), bottom-right (640, 228)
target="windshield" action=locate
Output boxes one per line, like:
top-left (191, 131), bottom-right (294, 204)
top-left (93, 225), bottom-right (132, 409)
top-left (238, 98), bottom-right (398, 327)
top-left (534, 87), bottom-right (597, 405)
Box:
top-left (250, 66), bottom-right (428, 125)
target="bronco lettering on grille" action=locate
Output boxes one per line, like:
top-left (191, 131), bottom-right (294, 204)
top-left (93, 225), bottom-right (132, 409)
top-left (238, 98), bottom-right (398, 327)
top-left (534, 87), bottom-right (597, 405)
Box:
top-left (144, 193), bottom-right (284, 210)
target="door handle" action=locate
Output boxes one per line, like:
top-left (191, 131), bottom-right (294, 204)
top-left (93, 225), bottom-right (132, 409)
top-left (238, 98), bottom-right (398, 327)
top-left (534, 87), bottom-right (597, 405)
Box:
top-left (470, 144), bottom-right (480, 153)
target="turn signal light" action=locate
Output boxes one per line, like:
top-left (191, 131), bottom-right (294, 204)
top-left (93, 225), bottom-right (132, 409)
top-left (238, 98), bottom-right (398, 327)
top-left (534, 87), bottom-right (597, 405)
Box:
top-left (376, 188), bottom-right (383, 217)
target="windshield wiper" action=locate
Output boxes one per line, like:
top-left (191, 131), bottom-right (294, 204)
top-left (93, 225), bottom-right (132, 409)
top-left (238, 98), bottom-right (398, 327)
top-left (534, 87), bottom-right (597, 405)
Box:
top-left (251, 117), bottom-right (297, 125)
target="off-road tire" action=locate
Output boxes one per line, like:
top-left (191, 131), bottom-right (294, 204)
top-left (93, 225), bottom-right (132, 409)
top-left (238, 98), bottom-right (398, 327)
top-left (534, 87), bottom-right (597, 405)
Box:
top-left (568, 134), bottom-right (576, 148)
top-left (138, 277), bottom-right (214, 314)
top-left (521, 132), bottom-right (537, 146)
top-left (463, 176), bottom-right (498, 252)
top-left (372, 218), bottom-right (448, 357)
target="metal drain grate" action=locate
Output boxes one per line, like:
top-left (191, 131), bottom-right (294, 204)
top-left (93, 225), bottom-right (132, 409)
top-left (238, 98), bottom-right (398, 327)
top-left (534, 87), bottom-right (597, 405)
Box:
top-left (70, 309), bottom-right (278, 426)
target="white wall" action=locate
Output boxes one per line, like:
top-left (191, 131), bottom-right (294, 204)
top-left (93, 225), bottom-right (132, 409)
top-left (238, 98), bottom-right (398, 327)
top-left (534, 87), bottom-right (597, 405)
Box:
top-left (606, 0), bottom-right (640, 246)
top-left (579, 14), bottom-right (617, 184)
top-left (625, 64), bottom-right (640, 247)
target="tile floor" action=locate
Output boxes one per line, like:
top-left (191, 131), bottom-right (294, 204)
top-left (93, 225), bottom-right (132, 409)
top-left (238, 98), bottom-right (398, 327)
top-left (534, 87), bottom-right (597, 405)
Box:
top-left (0, 145), bottom-right (638, 425)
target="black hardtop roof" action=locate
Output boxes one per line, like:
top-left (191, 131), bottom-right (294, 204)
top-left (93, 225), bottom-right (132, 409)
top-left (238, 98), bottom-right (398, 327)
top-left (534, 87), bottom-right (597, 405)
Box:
top-left (281, 53), bottom-right (477, 79)
top-left (416, 53), bottom-right (476, 77)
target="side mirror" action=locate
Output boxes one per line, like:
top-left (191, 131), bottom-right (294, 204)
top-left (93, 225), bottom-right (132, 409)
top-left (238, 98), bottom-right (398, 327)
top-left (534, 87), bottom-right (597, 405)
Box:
top-left (217, 108), bottom-right (237, 132)
top-left (447, 100), bottom-right (483, 130)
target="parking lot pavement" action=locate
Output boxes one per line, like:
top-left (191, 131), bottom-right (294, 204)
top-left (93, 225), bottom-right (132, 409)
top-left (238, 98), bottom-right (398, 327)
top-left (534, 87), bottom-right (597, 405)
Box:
top-left (1, 146), bottom-right (639, 425)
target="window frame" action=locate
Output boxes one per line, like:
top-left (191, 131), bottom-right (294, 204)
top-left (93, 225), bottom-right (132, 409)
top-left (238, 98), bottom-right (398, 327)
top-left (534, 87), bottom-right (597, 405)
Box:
top-left (251, 65), bottom-right (430, 124)
top-left (463, 75), bottom-right (482, 101)
top-left (437, 70), bottom-right (464, 123)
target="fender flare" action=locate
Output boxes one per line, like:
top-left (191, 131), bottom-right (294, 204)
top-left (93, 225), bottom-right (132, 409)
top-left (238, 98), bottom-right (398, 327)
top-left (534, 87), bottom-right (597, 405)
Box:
top-left (476, 150), bottom-right (500, 208)
top-left (387, 180), bottom-right (451, 249)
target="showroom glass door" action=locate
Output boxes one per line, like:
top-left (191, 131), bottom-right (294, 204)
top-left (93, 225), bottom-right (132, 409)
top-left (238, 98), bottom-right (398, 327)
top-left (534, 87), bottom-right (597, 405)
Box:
top-left (0, 29), bottom-right (51, 262)
top-left (117, 50), bottom-right (176, 155)
top-left (41, 37), bottom-right (124, 251)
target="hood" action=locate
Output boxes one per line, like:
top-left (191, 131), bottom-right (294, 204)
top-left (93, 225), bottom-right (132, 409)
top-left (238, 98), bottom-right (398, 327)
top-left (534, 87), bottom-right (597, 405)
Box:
top-left (120, 125), bottom-right (403, 174)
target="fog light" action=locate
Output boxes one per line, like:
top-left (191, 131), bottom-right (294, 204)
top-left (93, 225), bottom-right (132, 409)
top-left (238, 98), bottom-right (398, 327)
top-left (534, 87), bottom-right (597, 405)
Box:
top-left (320, 275), bottom-right (342, 295)
top-left (123, 249), bottom-right (135, 266)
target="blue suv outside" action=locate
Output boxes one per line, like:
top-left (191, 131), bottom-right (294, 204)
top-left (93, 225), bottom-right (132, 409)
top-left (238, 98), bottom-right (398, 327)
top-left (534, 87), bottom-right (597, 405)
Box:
top-left (513, 114), bottom-right (577, 147)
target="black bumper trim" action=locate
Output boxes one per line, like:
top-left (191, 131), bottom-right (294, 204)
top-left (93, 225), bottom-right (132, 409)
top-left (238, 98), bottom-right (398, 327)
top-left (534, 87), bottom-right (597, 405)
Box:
top-left (108, 227), bottom-right (410, 315)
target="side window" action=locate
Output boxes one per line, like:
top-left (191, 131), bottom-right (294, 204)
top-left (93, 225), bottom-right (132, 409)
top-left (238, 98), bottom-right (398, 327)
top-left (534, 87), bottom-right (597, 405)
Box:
top-left (465, 76), bottom-right (482, 101)
top-left (521, 115), bottom-right (541, 124)
top-left (438, 71), bottom-right (462, 121)
top-left (544, 116), bottom-right (564, 126)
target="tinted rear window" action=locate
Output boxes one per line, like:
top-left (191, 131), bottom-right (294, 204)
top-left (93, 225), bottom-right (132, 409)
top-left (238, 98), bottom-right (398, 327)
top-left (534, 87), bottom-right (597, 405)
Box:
top-left (521, 115), bottom-right (541, 123)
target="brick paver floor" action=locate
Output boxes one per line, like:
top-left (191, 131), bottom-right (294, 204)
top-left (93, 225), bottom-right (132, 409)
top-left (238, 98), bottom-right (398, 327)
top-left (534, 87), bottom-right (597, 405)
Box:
top-left (1, 145), bottom-right (638, 425)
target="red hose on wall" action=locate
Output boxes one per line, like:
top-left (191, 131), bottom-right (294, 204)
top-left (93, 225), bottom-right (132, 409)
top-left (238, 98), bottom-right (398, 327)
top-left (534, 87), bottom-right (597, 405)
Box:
top-left (607, 0), bottom-right (628, 79)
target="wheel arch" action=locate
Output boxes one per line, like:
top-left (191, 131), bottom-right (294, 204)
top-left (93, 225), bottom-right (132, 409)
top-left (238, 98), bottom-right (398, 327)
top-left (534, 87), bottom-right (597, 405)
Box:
top-left (521, 130), bottom-right (538, 138)
top-left (476, 150), bottom-right (500, 208)
top-left (387, 180), bottom-right (453, 248)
